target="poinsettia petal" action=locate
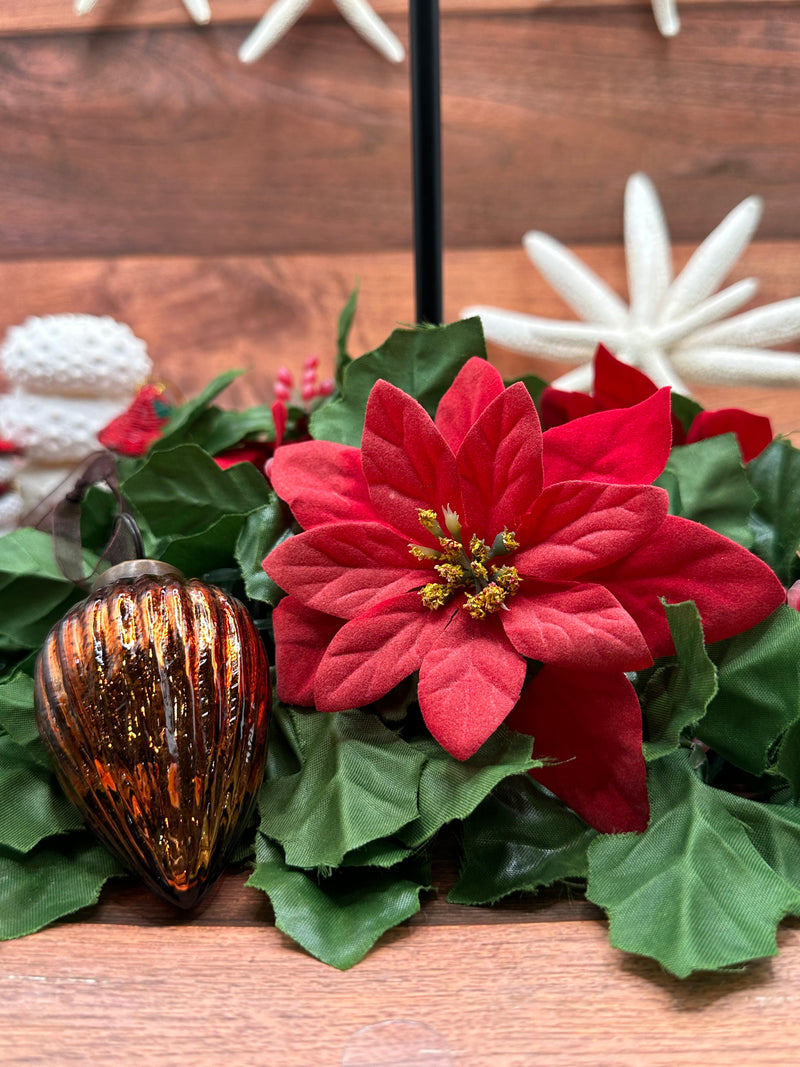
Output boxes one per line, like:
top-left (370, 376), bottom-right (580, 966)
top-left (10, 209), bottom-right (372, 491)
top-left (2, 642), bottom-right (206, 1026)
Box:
top-left (456, 382), bottom-right (544, 538)
top-left (418, 609), bottom-right (526, 759)
top-left (589, 514), bottom-right (787, 655)
top-left (269, 440), bottom-right (378, 529)
top-left (264, 522), bottom-right (424, 619)
top-left (542, 388), bottom-right (672, 487)
top-left (539, 386), bottom-right (600, 430)
top-left (272, 596), bottom-right (343, 706)
top-left (435, 357), bottom-right (505, 452)
top-left (313, 593), bottom-right (443, 710)
top-left (502, 582), bottom-right (652, 670)
top-left (515, 481), bottom-right (669, 581)
top-left (686, 408), bottom-right (773, 463)
top-left (592, 344), bottom-right (657, 409)
top-left (361, 381), bottom-right (463, 540)
top-left (508, 667), bottom-right (649, 833)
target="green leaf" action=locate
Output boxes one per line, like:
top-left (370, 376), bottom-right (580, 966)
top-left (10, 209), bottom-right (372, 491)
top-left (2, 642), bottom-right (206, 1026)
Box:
top-left (0, 733), bottom-right (84, 851)
top-left (247, 836), bottom-right (430, 969)
top-left (0, 528), bottom-right (84, 652)
top-left (586, 751), bottom-right (800, 977)
top-left (640, 601), bottom-right (717, 762)
top-left (398, 726), bottom-right (540, 848)
top-left (449, 775), bottom-right (595, 904)
top-left (255, 706), bottom-right (426, 869)
top-left (149, 371), bottom-right (241, 453)
top-left (309, 318), bottom-right (487, 447)
top-left (670, 392), bottom-right (704, 434)
top-left (335, 288), bottom-right (358, 390)
top-left (0, 834), bottom-right (122, 940)
top-left (747, 438), bottom-right (800, 584)
top-left (234, 499), bottom-right (296, 607)
top-left (720, 792), bottom-right (800, 893)
top-left (701, 606), bottom-right (800, 776)
top-left (655, 436), bottom-right (755, 547)
top-left (0, 659), bottom-right (50, 765)
top-left (200, 406), bottom-right (275, 456)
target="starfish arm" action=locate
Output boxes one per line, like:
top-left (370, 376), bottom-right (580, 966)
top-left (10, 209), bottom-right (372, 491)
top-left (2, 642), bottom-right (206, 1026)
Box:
top-left (183, 0), bottom-right (211, 23)
top-left (672, 346), bottom-right (800, 387)
top-left (624, 174), bottom-right (674, 325)
top-left (685, 296), bottom-right (800, 348)
top-left (238, 0), bottom-right (313, 64)
top-left (550, 362), bottom-right (595, 390)
top-left (633, 346), bottom-right (689, 392)
top-left (74, 0), bottom-right (99, 13)
top-left (461, 307), bottom-right (624, 362)
top-left (651, 0), bottom-right (680, 36)
top-left (661, 196), bottom-right (763, 320)
top-left (523, 231), bottom-right (629, 326)
top-left (334, 0), bottom-right (405, 62)
top-left (654, 278), bottom-right (758, 347)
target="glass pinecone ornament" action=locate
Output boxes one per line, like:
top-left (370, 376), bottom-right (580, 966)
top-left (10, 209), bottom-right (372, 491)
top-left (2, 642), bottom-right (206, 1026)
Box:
top-left (34, 559), bottom-right (270, 909)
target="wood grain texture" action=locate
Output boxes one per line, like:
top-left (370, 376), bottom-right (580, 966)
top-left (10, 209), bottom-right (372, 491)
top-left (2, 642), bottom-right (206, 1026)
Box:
top-left (0, 242), bottom-right (796, 437)
top-left (2, 920), bottom-right (800, 1066)
top-left (0, 0), bottom-right (782, 35)
top-left (0, 7), bottom-right (798, 257)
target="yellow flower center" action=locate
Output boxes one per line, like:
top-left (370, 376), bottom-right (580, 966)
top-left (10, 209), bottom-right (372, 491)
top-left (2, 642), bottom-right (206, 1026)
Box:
top-left (409, 508), bottom-right (521, 620)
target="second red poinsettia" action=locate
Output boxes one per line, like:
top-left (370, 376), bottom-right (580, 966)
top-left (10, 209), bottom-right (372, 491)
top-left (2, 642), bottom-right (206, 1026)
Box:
top-left (264, 359), bottom-right (784, 834)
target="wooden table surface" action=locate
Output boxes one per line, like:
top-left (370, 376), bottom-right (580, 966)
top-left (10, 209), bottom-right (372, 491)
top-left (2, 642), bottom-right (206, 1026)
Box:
top-left (2, 245), bottom-right (800, 1065)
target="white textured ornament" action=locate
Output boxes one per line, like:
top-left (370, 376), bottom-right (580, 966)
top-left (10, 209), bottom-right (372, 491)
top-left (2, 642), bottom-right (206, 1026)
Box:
top-left (1, 315), bottom-right (151, 398)
top-left (0, 391), bottom-right (128, 464)
top-left (74, 0), bottom-right (211, 24)
top-left (652, 0), bottom-right (680, 36)
top-left (0, 490), bottom-right (24, 534)
top-left (463, 173), bottom-right (800, 395)
top-left (239, 0), bottom-right (405, 65)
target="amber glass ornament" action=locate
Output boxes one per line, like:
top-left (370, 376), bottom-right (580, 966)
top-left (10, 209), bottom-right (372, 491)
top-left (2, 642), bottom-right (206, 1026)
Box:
top-left (34, 560), bottom-right (270, 909)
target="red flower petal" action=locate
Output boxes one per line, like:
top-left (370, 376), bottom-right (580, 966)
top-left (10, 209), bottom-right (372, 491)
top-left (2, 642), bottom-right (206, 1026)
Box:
top-left (686, 408), bottom-right (773, 463)
top-left (542, 389), bottom-right (672, 487)
top-left (435, 357), bottom-right (505, 452)
top-left (418, 610), bottom-right (526, 759)
top-left (264, 522), bottom-right (424, 620)
top-left (314, 593), bottom-right (443, 710)
top-left (269, 440), bottom-right (378, 529)
top-left (501, 582), bottom-right (652, 671)
top-left (456, 382), bottom-right (544, 538)
top-left (589, 514), bottom-right (787, 656)
top-left (508, 666), bottom-right (649, 833)
top-left (215, 441), bottom-right (272, 472)
top-left (362, 382), bottom-right (463, 540)
top-left (516, 481), bottom-right (669, 581)
top-left (272, 597), bottom-right (344, 706)
top-left (593, 344), bottom-right (657, 409)
top-left (539, 387), bottom-right (600, 430)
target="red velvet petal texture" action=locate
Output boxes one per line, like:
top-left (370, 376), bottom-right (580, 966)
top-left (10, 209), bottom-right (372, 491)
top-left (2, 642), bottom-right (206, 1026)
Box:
top-left (593, 344), bottom-right (658, 409)
top-left (542, 389), bottom-right (672, 487)
top-left (589, 514), bottom-right (787, 656)
top-left (313, 594), bottom-right (443, 710)
top-left (508, 666), bottom-right (649, 834)
top-left (501, 582), bottom-right (652, 671)
top-left (271, 597), bottom-right (344, 706)
top-left (417, 610), bottom-right (526, 759)
top-left (515, 481), bottom-right (669, 581)
top-left (686, 409), bottom-right (774, 464)
top-left (269, 440), bottom-right (377, 529)
top-left (264, 522), bottom-right (424, 619)
top-left (435, 357), bottom-right (506, 453)
top-left (539, 387), bottom-right (600, 430)
top-left (456, 382), bottom-right (543, 538)
top-left (361, 382), bottom-right (463, 540)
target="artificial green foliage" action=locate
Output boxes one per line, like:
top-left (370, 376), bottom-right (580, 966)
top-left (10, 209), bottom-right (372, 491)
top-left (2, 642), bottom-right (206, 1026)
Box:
top-left (0, 835), bottom-right (122, 941)
top-left (247, 835), bottom-right (430, 969)
top-left (149, 370), bottom-right (241, 453)
top-left (0, 658), bottom-right (47, 762)
top-left (670, 392), bottom-right (704, 434)
top-left (309, 318), bottom-right (487, 446)
top-left (655, 435), bottom-right (755, 547)
top-left (586, 751), bottom-right (800, 977)
top-left (0, 732), bottom-right (83, 852)
top-left (639, 600), bottom-right (717, 762)
top-left (747, 437), bottom-right (800, 585)
top-left (701, 606), bottom-right (800, 776)
top-left (235, 501), bottom-right (295, 608)
top-left (450, 775), bottom-right (595, 905)
top-left (335, 287), bottom-right (358, 389)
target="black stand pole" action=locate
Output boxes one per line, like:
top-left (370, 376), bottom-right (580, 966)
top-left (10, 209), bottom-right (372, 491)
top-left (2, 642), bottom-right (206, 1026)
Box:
top-left (409, 0), bottom-right (443, 326)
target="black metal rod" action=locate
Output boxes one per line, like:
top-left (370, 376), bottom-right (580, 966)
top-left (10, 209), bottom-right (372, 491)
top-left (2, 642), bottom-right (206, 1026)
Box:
top-left (409, 0), bottom-right (443, 325)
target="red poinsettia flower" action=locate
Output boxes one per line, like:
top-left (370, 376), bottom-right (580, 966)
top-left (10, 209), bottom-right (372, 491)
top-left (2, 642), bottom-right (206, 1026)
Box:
top-left (264, 358), bottom-right (784, 834)
top-left (541, 345), bottom-right (774, 463)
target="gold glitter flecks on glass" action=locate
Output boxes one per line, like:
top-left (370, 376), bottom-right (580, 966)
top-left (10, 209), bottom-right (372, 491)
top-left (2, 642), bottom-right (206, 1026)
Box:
top-left (34, 560), bottom-right (270, 909)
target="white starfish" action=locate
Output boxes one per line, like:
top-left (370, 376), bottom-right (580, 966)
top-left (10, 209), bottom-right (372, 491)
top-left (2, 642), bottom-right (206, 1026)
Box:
top-left (75, 0), bottom-right (211, 23)
top-left (463, 173), bottom-right (800, 395)
top-left (239, 0), bottom-right (405, 64)
top-left (652, 0), bottom-right (680, 36)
